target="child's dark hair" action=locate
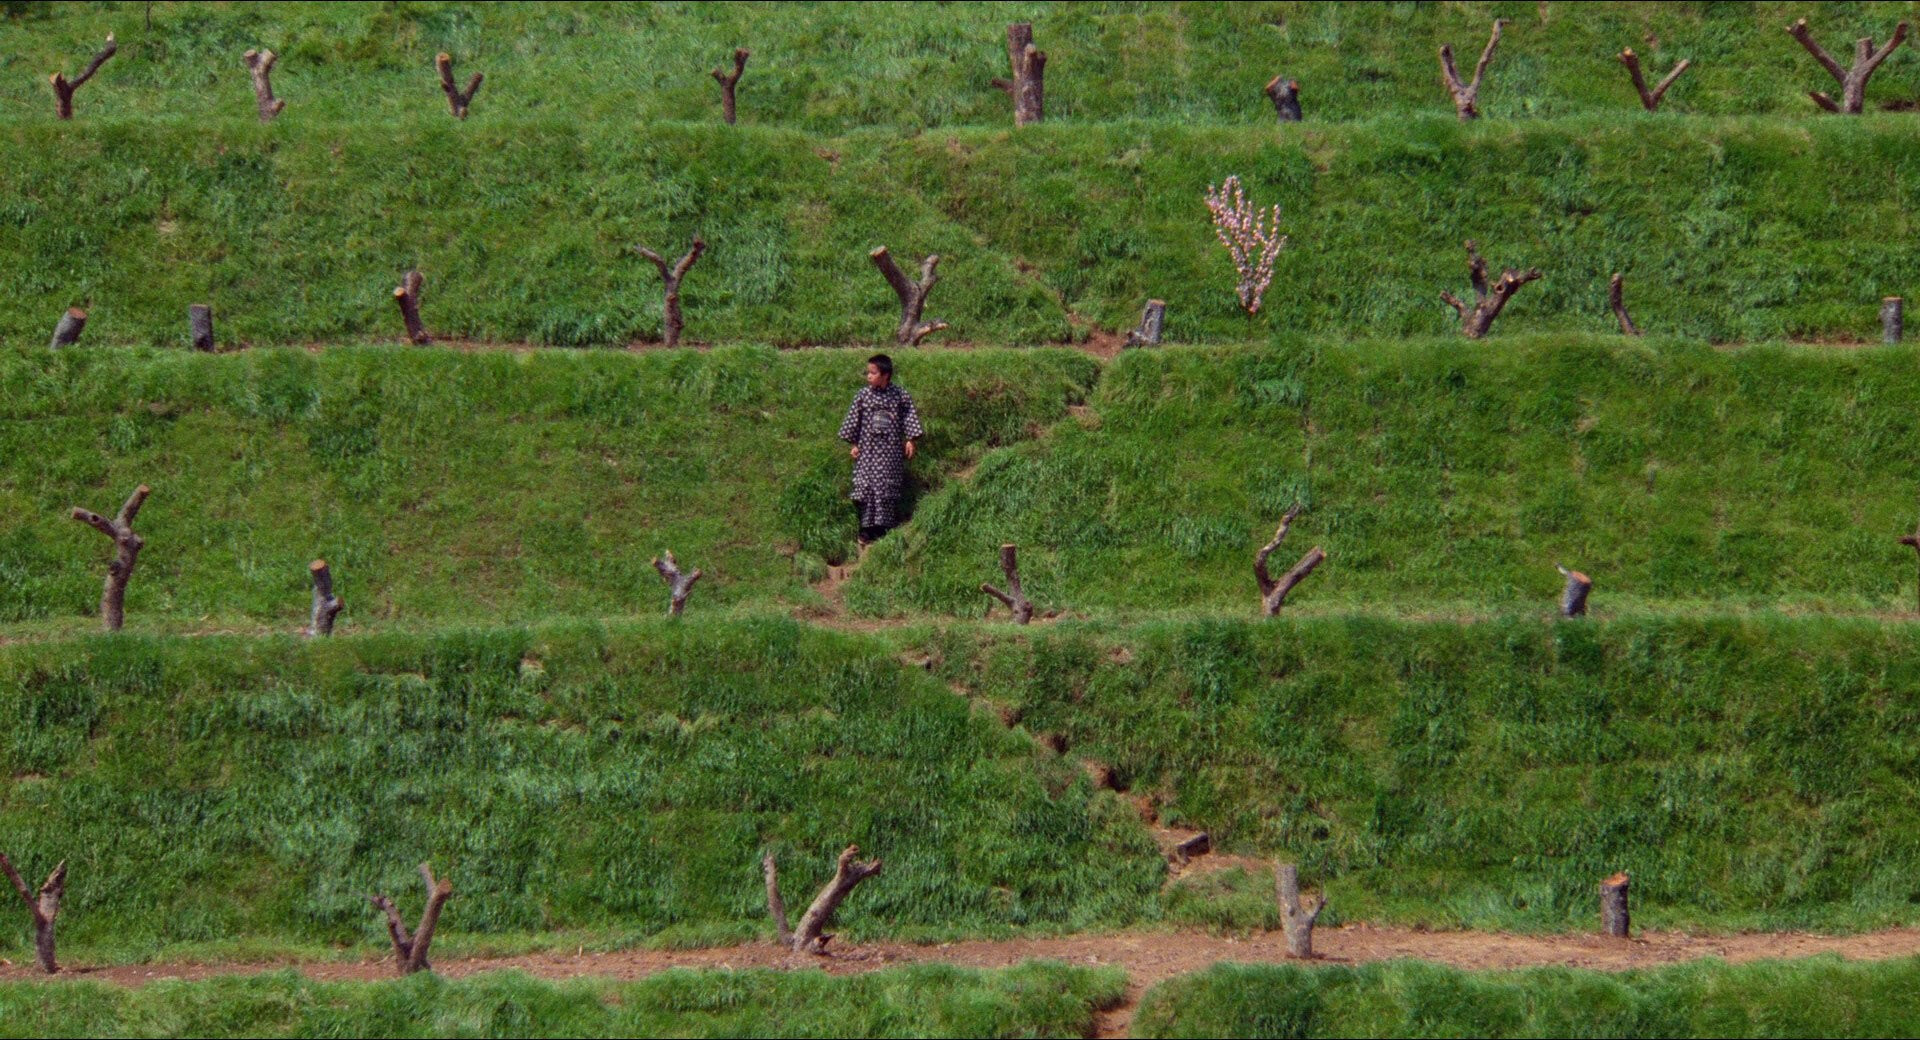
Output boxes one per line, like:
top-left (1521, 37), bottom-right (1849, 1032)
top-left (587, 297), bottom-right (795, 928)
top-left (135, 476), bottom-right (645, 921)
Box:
top-left (867, 353), bottom-right (894, 377)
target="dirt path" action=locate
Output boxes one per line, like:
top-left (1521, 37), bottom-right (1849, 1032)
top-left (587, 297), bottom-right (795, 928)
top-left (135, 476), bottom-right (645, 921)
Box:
top-left (10, 925), bottom-right (1920, 1037)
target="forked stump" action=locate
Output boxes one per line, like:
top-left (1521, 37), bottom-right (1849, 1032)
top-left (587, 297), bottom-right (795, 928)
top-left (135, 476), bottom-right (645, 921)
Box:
top-left (50, 34), bottom-right (116, 120)
top-left (1124, 300), bottom-right (1166, 347)
top-left (309, 559), bottom-right (343, 637)
top-left (369, 863), bottom-right (452, 975)
top-left (1441, 240), bottom-right (1540, 338)
top-left (71, 485), bottom-right (149, 633)
top-left (980, 543), bottom-right (1034, 624)
top-left (1608, 274), bottom-right (1641, 336)
top-left (870, 246), bottom-right (947, 345)
top-left (1883, 297), bottom-right (1903, 343)
top-left (1600, 871), bottom-right (1630, 938)
top-left (634, 237), bottom-right (706, 347)
top-left (1788, 18), bottom-right (1908, 113)
top-left (1440, 20), bottom-right (1503, 120)
top-left (244, 49), bottom-right (286, 121)
top-left (1556, 563), bottom-right (1592, 617)
top-left (1255, 506), bottom-right (1325, 616)
top-left (1276, 863), bottom-right (1326, 958)
top-left (49, 308), bottom-right (87, 349)
top-left (436, 53), bottom-right (483, 118)
top-left (1618, 48), bottom-right (1689, 111)
top-left (1265, 76), bottom-right (1302, 121)
top-left (0, 854), bottom-right (66, 973)
top-left (991, 23), bottom-right (1047, 126)
top-left (393, 270), bottom-right (429, 344)
top-left (762, 845), bottom-right (883, 954)
top-left (190, 304), bottom-right (216, 351)
top-left (712, 48), bottom-right (749, 124)
top-left (652, 550), bottom-right (702, 616)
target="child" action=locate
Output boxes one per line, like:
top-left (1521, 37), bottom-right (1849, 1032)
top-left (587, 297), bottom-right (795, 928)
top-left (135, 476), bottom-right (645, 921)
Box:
top-left (837, 353), bottom-right (924, 547)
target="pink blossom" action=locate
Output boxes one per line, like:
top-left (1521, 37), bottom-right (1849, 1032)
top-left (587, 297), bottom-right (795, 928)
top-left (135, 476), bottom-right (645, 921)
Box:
top-left (1204, 175), bottom-right (1287, 315)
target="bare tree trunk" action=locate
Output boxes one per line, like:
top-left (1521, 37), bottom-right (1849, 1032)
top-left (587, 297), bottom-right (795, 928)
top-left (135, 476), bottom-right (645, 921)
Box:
top-left (71, 485), bottom-right (149, 633)
top-left (189, 304), bottom-right (216, 352)
top-left (763, 846), bottom-right (883, 954)
top-left (869, 246), bottom-right (948, 345)
top-left (436, 53), bottom-right (483, 118)
top-left (393, 270), bottom-right (429, 345)
top-left (1439, 20), bottom-right (1503, 120)
top-left (49, 308), bottom-right (87, 349)
top-left (1275, 863), bottom-right (1325, 958)
top-left (1440, 240), bottom-right (1541, 338)
top-left (369, 863), bottom-right (452, 975)
top-left (1788, 19), bottom-right (1909, 113)
top-left (1883, 296), bottom-right (1903, 343)
top-left (243, 49), bottom-right (286, 121)
top-left (50, 35), bottom-right (116, 120)
top-left (980, 543), bottom-right (1034, 624)
top-left (1, 854), bottom-right (65, 974)
top-left (712, 49), bottom-right (749, 124)
top-left (309, 559), bottom-right (343, 637)
top-left (1124, 300), bottom-right (1166, 347)
top-left (1617, 48), bottom-right (1689, 111)
top-left (1556, 563), bottom-right (1592, 617)
top-left (991, 23), bottom-right (1046, 126)
top-left (1600, 871), bottom-right (1630, 938)
top-left (1255, 506), bottom-right (1326, 616)
top-left (652, 550), bottom-right (702, 616)
top-left (1609, 274), bottom-right (1641, 336)
top-left (634, 237), bottom-right (706, 347)
top-left (1264, 76), bottom-right (1302, 121)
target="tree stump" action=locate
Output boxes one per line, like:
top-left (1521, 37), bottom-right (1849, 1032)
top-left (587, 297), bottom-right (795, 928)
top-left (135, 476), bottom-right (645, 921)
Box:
top-left (49, 308), bottom-right (87, 349)
top-left (243, 48), bottom-right (286, 121)
top-left (369, 863), bottom-right (452, 975)
top-left (1618, 48), bottom-right (1689, 111)
top-left (1255, 506), bottom-right (1326, 616)
top-left (980, 543), bottom-right (1034, 624)
top-left (1900, 519), bottom-right (1920, 613)
top-left (50, 35), bottom-right (115, 120)
top-left (991, 23), bottom-right (1046, 126)
top-left (1173, 832), bottom-right (1211, 865)
top-left (712, 48), bottom-right (749, 125)
top-left (309, 559), bottom-right (343, 637)
top-left (1556, 563), bottom-right (1592, 617)
top-left (652, 550), bottom-right (702, 616)
top-left (393, 270), bottom-right (429, 345)
top-left (1440, 240), bottom-right (1540, 338)
top-left (1124, 300), bottom-right (1166, 347)
top-left (71, 485), bottom-right (149, 633)
top-left (763, 845), bottom-right (883, 954)
top-left (189, 304), bottom-right (216, 352)
top-left (1439, 20), bottom-right (1503, 120)
top-left (1609, 274), bottom-right (1641, 336)
top-left (870, 246), bottom-right (947, 345)
top-left (1275, 863), bottom-right (1325, 958)
top-left (1883, 297), bottom-right (1903, 343)
top-left (436, 53), bottom-right (483, 119)
top-left (1600, 871), bottom-right (1630, 938)
top-left (1788, 18), bottom-right (1908, 113)
top-left (1265, 77), bottom-right (1302, 121)
top-left (0, 854), bottom-right (65, 973)
top-left (634, 237), bottom-right (706, 347)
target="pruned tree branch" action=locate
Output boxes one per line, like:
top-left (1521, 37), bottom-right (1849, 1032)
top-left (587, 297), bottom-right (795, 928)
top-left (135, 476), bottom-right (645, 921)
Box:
top-left (1265, 76), bottom-right (1302, 121)
top-left (369, 862), bottom-right (452, 975)
top-left (869, 246), bottom-right (947, 345)
top-left (1441, 240), bottom-right (1540, 338)
top-left (1617, 48), bottom-right (1689, 111)
top-left (1609, 273), bottom-right (1641, 336)
top-left (991, 23), bottom-right (1046, 126)
top-left (393, 270), bottom-right (429, 345)
top-left (1788, 17), bottom-right (1908, 113)
top-left (1555, 563), bottom-right (1592, 617)
top-left (49, 308), bottom-right (87, 349)
top-left (1276, 862), bottom-right (1325, 958)
top-left (762, 845), bottom-right (883, 954)
top-left (1255, 505), bottom-right (1326, 616)
top-left (436, 53), bottom-right (484, 119)
top-left (1, 853), bottom-right (66, 973)
top-left (712, 48), bottom-right (749, 125)
top-left (1124, 299), bottom-right (1166, 347)
top-left (309, 559), bottom-right (343, 637)
top-left (980, 543), bottom-right (1034, 624)
top-left (70, 484), bottom-right (149, 632)
top-left (244, 48), bottom-right (286, 121)
top-left (1439, 19), bottom-right (1503, 120)
top-left (634, 236), bottom-right (707, 347)
top-left (50, 34), bottom-right (115, 120)
top-left (652, 550), bottom-right (702, 616)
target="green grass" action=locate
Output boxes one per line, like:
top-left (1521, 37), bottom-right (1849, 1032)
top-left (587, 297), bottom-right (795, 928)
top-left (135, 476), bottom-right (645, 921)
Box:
top-left (1134, 956), bottom-right (1920, 1038)
top-left (854, 338), bottom-right (1920, 616)
top-left (915, 614), bottom-right (1920, 932)
top-left (0, 619), bottom-right (1161, 962)
top-left (0, 962), bottom-right (1126, 1038)
top-left (0, 344), bottom-right (1094, 632)
top-left (8, 2), bottom-right (1920, 128)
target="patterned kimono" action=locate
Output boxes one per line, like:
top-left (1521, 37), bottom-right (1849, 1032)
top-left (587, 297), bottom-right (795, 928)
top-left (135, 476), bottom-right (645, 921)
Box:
top-left (838, 384), bottom-right (925, 530)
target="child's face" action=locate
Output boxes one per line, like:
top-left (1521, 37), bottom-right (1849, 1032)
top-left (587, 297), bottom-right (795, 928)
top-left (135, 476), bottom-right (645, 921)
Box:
top-left (866, 364), bottom-right (888, 388)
